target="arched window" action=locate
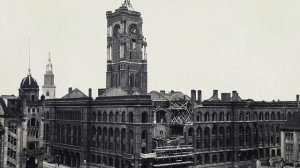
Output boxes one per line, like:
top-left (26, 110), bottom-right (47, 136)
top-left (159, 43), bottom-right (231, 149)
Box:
top-left (239, 126), bottom-right (244, 146)
top-left (197, 112), bottom-right (202, 122)
top-left (103, 127), bottom-right (108, 149)
top-left (265, 125), bottom-right (270, 145)
top-left (277, 112), bottom-right (281, 120)
top-left (46, 90), bottom-right (50, 96)
top-left (265, 112), bottom-right (270, 120)
top-left (115, 128), bottom-right (120, 150)
top-left (219, 112), bottom-right (224, 121)
top-left (96, 127), bottom-right (101, 148)
top-left (282, 113), bottom-right (286, 120)
top-left (98, 111), bottom-right (102, 121)
top-left (204, 127), bottom-right (210, 149)
top-left (212, 112), bottom-right (217, 121)
top-left (239, 111), bottom-right (244, 121)
top-left (129, 74), bottom-right (135, 87)
top-left (121, 128), bottom-right (126, 151)
top-left (73, 125), bottom-right (77, 146)
top-left (196, 127), bottom-right (202, 149)
top-left (253, 112), bottom-right (258, 120)
top-left (128, 112), bottom-right (133, 123)
top-left (113, 24), bottom-right (121, 37)
top-left (219, 127), bottom-right (225, 147)
top-left (115, 112), bottom-right (119, 122)
top-left (259, 112), bottom-right (264, 120)
top-left (212, 127), bottom-right (217, 148)
top-left (271, 112), bottom-right (275, 120)
top-left (142, 112), bottom-right (148, 123)
top-left (92, 112), bottom-right (96, 121)
top-left (226, 126), bottom-right (232, 147)
top-left (226, 112), bottom-right (231, 121)
top-left (103, 112), bottom-right (107, 122)
top-left (128, 130), bottom-right (134, 153)
top-left (92, 126), bottom-right (96, 147)
top-left (259, 125), bottom-right (264, 145)
top-left (245, 112), bottom-right (250, 121)
top-left (122, 111), bottom-right (126, 122)
top-left (287, 112), bottom-right (292, 120)
top-left (109, 112), bottom-right (114, 122)
top-left (141, 130), bottom-right (147, 153)
top-left (204, 112), bottom-right (210, 122)
top-left (245, 126), bottom-right (251, 146)
top-left (109, 128), bottom-right (114, 150)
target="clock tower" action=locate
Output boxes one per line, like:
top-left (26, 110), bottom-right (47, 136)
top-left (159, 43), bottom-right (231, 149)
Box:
top-left (42, 52), bottom-right (56, 99)
top-left (106, 1), bottom-right (148, 94)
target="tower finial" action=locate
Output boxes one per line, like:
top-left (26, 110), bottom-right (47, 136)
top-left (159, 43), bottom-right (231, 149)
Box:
top-left (122, 0), bottom-right (134, 10)
top-left (28, 38), bottom-right (31, 75)
top-left (48, 51), bottom-right (51, 61)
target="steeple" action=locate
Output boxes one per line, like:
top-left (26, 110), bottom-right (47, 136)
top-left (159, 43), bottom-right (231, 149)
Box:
top-left (28, 38), bottom-right (31, 75)
top-left (46, 52), bottom-right (53, 73)
top-left (43, 52), bottom-right (56, 99)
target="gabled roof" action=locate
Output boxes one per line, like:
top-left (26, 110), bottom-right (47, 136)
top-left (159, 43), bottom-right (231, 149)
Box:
top-left (99, 88), bottom-right (128, 97)
top-left (62, 88), bottom-right (88, 99)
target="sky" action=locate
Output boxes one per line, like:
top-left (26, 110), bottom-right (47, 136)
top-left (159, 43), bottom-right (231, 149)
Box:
top-left (1, 0), bottom-right (300, 101)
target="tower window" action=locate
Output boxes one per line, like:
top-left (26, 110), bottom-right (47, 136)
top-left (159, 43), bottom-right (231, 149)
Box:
top-left (46, 91), bottom-right (50, 96)
top-left (31, 95), bottom-right (35, 101)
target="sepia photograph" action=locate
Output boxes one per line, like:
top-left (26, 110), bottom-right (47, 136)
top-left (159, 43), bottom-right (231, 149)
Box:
top-left (1, 0), bottom-right (300, 167)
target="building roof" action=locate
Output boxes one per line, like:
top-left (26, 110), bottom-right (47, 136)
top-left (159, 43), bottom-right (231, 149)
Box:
top-left (281, 111), bottom-right (300, 131)
top-left (20, 74), bottom-right (39, 89)
top-left (62, 88), bottom-right (88, 99)
top-left (149, 91), bottom-right (190, 101)
top-left (99, 88), bottom-right (128, 97)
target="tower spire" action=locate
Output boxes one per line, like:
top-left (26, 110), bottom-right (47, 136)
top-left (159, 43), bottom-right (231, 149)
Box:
top-left (48, 51), bottom-right (51, 62)
top-left (122, 0), bottom-right (134, 10)
top-left (28, 38), bottom-right (31, 75)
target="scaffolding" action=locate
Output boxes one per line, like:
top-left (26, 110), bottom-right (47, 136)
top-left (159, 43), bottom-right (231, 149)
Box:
top-left (152, 145), bottom-right (194, 168)
top-left (168, 100), bottom-right (193, 125)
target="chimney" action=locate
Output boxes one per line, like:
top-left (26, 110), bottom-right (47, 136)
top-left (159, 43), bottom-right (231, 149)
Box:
top-left (68, 87), bottom-right (72, 94)
top-left (197, 90), bottom-right (202, 104)
top-left (232, 91), bottom-right (239, 101)
top-left (160, 90), bottom-right (165, 94)
top-left (98, 88), bottom-right (106, 97)
top-left (221, 93), bottom-right (231, 101)
top-left (191, 90), bottom-right (196, 102)
top-left (89, 88), bottom-right (92, 98)
top-left (213, 90), bottom-right (218, 97)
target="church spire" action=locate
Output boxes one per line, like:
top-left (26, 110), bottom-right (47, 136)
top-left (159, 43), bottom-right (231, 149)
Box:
top-left (28, 38), bottom-right (31, 75)
top-left (46, 51), bottom-right (53, 73)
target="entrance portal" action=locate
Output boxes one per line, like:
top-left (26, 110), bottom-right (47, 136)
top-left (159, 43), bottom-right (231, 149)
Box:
top-left (26, 157), bottom-right (38, 168)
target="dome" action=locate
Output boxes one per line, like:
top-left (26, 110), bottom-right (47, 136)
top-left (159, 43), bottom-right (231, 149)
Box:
top-left (20, 74), bottom-right (39, 89)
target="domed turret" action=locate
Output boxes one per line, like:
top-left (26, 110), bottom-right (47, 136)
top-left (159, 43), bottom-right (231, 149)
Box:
top-left (20, 74), bottom-right (39, 89)
top-left (19, 73), bottom-right (39, 102)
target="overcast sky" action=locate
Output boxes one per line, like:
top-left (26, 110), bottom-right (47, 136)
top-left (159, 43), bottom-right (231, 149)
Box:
top-left (1, 0), bottom-right (300, 101)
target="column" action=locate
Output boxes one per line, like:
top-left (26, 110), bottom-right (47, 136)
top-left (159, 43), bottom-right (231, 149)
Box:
top-left (280, 131), bottom-right (285, 158)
